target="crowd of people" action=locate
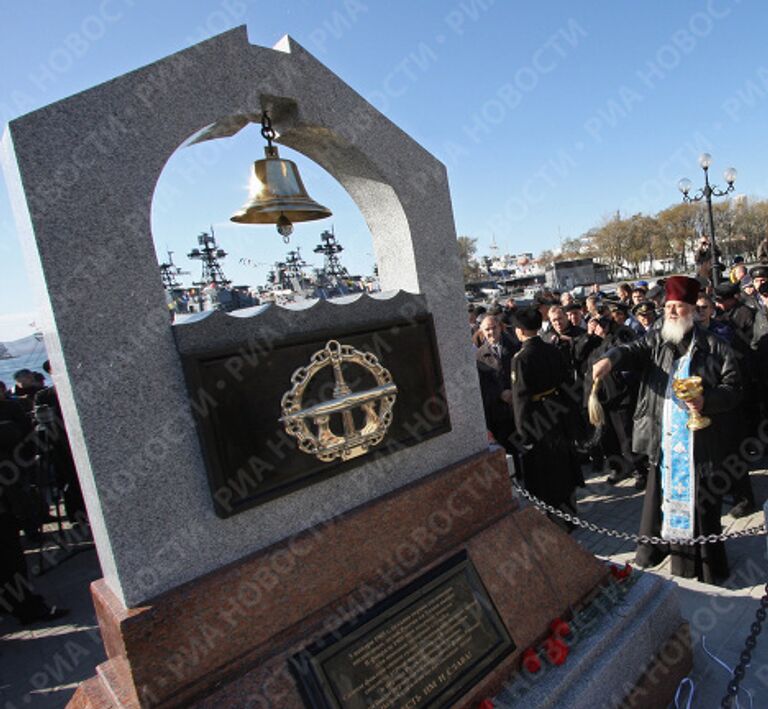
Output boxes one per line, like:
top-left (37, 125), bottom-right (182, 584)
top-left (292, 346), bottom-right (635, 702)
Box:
top-left (0, 363), bottom-right (85, 625)
top-left (473, 250), bottom-right (768, 584)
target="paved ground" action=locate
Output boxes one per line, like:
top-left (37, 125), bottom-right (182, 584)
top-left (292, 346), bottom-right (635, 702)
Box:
top-left (2, 465), bottom-right (767, 708)
top-left (0, 524), bottom-right (104, 709)
top-left (569, 462), bottom-right (768, 708)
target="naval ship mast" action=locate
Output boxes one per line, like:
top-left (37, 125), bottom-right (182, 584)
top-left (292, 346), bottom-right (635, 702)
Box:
top-left (187, 228), bottom-right (231, 288)
top-left (312, 227), bottom-right (362, 297)
top-left (159, 250), bottom-right (189, 291)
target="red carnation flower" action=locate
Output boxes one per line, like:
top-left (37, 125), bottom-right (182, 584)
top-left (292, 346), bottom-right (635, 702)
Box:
top-left (477, 700), bottom-right (494, 709)
top-left (549, 617), bottom-right (571, 638)
top-left (610, 563), bottom-right (632, 581)
top-left (522, 647), bottom-right (542, 673)
top-left (544, 636), bottom-right (569, 666)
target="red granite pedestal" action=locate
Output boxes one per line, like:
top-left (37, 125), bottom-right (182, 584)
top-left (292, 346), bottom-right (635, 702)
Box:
top-left (70, 449), bottom-right (611, 708)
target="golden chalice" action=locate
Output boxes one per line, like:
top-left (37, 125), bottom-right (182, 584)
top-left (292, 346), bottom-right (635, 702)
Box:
top-left (672, 376), bottom-right (711, 431)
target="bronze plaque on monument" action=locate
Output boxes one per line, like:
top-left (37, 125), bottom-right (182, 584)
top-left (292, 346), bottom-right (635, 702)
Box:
top-left (181, 315), bottom-right (450, 517)
top-left (291, 553), bottom-right (514, 709)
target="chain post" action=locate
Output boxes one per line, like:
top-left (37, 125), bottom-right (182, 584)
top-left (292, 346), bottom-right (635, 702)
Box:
top-left (721, 586), bottom-right (768, 707)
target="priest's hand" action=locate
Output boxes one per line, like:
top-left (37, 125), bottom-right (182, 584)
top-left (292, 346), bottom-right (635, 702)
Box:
top-left (592, 358), bottom-right (612, 382)
top-left (500, 390), bottom-right (514, 404)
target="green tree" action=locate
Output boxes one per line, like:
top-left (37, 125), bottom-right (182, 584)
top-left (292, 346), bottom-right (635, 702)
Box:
top-left (591, 215), bottom-right (632, 277)
top-left (657, 203), bottom-right (699, 271)
top-left (457, 235), bottom-right (482, 282)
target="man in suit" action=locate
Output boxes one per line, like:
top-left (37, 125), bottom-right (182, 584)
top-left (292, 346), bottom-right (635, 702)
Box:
top-left (475, 315), bottom-right (519, 452)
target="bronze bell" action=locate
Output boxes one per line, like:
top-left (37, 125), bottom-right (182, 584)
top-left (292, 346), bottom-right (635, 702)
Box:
top-left (230, 145), bottom-right (332, 239)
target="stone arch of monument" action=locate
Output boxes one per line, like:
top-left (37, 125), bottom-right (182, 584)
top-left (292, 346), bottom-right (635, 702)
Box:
top-left (2, 26), bottom-right (485, 607)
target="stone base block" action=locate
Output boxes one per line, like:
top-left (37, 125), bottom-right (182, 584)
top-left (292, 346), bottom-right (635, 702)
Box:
top-left (493, 572), bottom-right (692, 708)
top-left (69, 449), bottom-right (614, 708)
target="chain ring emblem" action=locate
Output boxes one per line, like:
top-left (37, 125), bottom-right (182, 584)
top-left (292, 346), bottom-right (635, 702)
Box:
top-left (280, 340), bottom-right (398, 462)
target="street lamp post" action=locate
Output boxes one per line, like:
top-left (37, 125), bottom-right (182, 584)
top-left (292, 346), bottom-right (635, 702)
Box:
top-left (678, 153), bottom-right (737, 287)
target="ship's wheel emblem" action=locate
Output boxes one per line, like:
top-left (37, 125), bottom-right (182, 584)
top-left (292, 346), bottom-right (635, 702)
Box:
top-left (280, 340), bottom-right (398, 462)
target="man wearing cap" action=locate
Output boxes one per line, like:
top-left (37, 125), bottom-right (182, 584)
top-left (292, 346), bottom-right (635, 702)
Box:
top-left (715, 281), bottom-right (754, 339)
top-left (748, 265), bottom-right (768, 311)
top-left (592, 275), bottom-right (741, 583)
top-left (509, 306), bottom-right (583, 524)
top-left (645, 284), bottom-right (664, 311)
top-left (741, 276), bottom-right (756, 300)
top-left (611, 301), bottom-right (644, 338)
top-left (632, 301), bottom-right (657, 335)
top-left (564, 302), bottom-right (586, 331)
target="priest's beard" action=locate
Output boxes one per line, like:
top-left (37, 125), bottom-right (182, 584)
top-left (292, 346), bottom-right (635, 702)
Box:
top-left (661, 312), bottom-right (694, 344)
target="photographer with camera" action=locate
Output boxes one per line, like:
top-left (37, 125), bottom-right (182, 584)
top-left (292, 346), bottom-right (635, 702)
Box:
top-left (694, 237), bottom-right (724, 292)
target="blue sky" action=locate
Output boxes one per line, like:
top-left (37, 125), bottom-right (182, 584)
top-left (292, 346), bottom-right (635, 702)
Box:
top-left (2, 0), bottom-right (768, 339)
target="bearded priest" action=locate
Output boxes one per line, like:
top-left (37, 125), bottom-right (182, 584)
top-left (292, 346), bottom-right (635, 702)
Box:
top-left (592, 275), bottom-right (741, 583)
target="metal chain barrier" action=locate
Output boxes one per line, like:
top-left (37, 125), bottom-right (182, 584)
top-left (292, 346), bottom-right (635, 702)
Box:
top-left (511, 480), bottom-right (768, 703)
top-left (721, 584), bottom-right (768, 707)
top-left (511, 481), bottom-right (766, 546)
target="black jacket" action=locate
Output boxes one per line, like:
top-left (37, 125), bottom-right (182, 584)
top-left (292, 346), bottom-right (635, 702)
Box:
top-left (541, 324), bottom-right (583, 380)
top-left (510, 336), bottom-right (582, 503)
top-left (605, 325), bottom-right (741, 468)
top-left (584, 331), bottom-right (635, 409)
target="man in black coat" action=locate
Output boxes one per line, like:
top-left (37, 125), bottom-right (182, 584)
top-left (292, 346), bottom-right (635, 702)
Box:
top-left (0, 396), bottom-right (68, 625)
top-left (475, 315), bottom-right (519, 452)
top-left (592, 276), bottom-right (741, 583)
top-left (509, 307), bottom-right (583, 526)
top-left (715, 281), bottom-right (755, 345)
top-left (584, 315), bottom-right (647, 488)
top-left (34, 361), bottom-right (87, 526)
top-left (541, 305), bottom-right (582, 379)
top-left (712, 284), bottom-right (759, 517)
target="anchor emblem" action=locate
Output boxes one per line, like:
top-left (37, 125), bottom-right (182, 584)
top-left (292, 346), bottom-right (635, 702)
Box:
top-left (280, 340), bottom-right (398, 462)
